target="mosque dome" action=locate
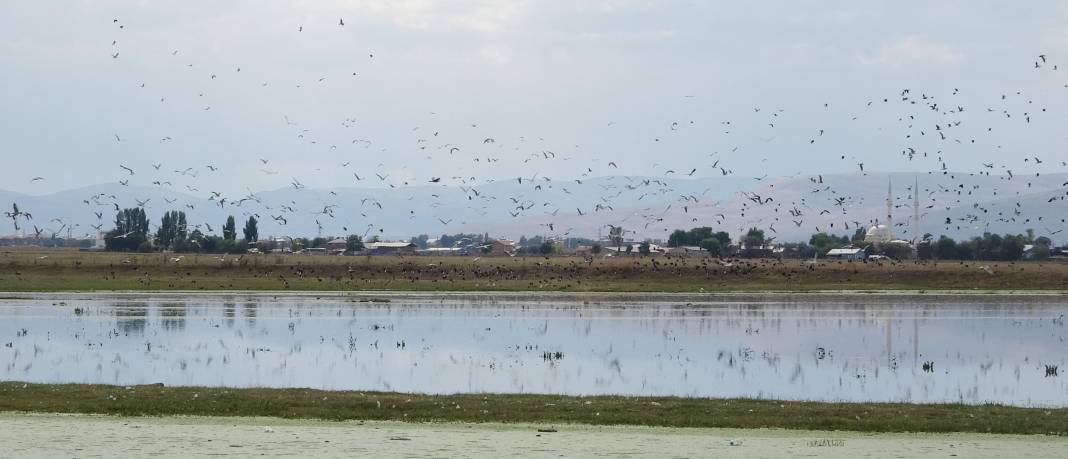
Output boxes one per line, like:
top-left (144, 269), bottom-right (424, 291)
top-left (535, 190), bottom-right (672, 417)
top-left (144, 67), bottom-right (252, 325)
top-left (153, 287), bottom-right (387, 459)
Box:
top-left (865, 224), bottom-right (893, 244)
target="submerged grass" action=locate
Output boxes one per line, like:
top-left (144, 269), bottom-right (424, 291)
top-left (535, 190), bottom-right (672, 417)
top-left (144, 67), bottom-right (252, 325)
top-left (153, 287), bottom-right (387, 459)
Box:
top-left (1, 382), bottom-right (1065, 435)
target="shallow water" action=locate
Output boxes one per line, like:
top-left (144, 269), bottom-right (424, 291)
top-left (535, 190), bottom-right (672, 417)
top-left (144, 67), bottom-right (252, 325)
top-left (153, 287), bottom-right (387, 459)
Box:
top-left (2, 293), bottom-right (1066, 406)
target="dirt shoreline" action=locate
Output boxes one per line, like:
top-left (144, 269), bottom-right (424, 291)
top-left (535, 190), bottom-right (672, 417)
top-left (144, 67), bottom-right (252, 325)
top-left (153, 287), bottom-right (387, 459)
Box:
top-left (2, 413), bottom-right (1065, 458)
top-left (6, 251), bottom-right (1068, 293)
top-left (5, 289), bottom-right (1068, 303)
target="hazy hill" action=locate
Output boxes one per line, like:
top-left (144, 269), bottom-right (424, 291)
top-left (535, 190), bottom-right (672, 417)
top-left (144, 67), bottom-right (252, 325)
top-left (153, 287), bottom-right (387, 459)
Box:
top-left (2, 172), bottom-right (1066, 245)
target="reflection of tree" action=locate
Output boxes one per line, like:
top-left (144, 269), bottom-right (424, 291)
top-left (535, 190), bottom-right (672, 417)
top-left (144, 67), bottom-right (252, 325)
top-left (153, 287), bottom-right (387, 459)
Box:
top-left (159, 302), bottom-right (187, 331)
top-left (242, 302), bottom-right (257, 327)
top-left (223, 302), bottom-right (236, 328)
top-left (114, 303), bottom-right (148, 335)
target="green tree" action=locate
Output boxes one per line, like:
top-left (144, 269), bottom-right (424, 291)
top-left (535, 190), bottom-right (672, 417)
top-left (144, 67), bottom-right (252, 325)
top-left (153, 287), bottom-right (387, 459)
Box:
top-left (1001, 235), bottom-right (1025, 261)
top-left (744, 228), bottom-right (765, 249)
top-left (242, 216), bottom-right (258, 243)
top-left (699, 238), bottom-right (723, 256)
top-left (346, 235), bottom-right (365, 252)
top-left (609, 225), bottom-right (625, 249)
top-left (157, 211), bottom-right (175, 249)
top-left (851, 227), bottom-right (867, 243)
top-left (638, 241), bottom-right (651, 256)
top-left (410, 234), bottom-right (429, 249)
top-left (935, 236), bottom-right (958, 260)
top-left (881, 242), bottom-right (913, 260)
top-left (1031, 243), bottom-right (1051, 260)
top-left (539, 241), bottom-right (554, 255)
top-left (155, 210), bottom-right (188, 250)
top-left (712, 231), bottom-right (731, 248)
top-left (667, 227), bottom-right (724, 247)
top-left (223, 216), bottom-right (236, 241)
top-left (591, 243), bottom-right (602, 254)
top-left (104, 208), bottom-right (150, 252)
top-left (809, 232), bottom-right (844, 256)
top-left (200, 235), bottom-right (221, 253)
top-left (667, 229), bottom-right (688, 247)
top-left (955, 241), bottom-right (974, 260)
top-left (916, 235), bottom-right (935, 260)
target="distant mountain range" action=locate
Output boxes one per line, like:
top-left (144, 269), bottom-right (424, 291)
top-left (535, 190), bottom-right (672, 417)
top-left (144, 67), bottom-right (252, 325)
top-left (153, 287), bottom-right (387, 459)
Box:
top-left (3, 171), bottom-right (1067, 245)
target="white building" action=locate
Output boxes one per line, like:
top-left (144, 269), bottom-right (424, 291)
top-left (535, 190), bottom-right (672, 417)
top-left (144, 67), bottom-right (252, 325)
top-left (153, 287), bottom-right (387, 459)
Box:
top-left (865, 180), bottom-right (895, 245)
top-left (91, 231), bottom-right (106, 250)
top-left (865, 177), bottom-right (921, 245)
top-left (827, 247), bottom-right (867, 260)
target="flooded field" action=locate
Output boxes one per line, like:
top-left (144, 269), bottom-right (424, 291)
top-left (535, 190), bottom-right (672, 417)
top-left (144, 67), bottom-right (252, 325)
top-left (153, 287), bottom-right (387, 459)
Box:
top-left (1, 293), bottom-right (1065, 406)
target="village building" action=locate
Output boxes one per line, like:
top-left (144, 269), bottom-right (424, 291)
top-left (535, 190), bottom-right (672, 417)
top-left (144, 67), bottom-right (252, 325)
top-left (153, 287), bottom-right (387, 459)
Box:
top-left (365, 241), bottom-right (418, 256)
top-left (826, 247), bottom-right (867, 260)
top-left (324, 238), bottom-right (348, 253)
top-left (485, 239), bottom-right (518, 257)
top-left (270, 236), bottom-right (294, 253)
top-left (666, 246), bottom-right (706, 257)
top-left (418, 247), bottom-right (464, 256)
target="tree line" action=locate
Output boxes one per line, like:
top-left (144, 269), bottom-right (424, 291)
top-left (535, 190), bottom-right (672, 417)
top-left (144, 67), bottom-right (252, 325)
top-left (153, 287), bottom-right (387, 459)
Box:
top-left (104, 209), bottom-right (259, 253)
top-left (916, 231), bottom-right (1052, 261)
top-left (665, 225), bottom-right (1057, 261)
top-left (102, 208), bottom-right (1057, 261)
top-left (666, 227), bottom-right (771, 257)
top-left (104, 208), bottom-right (373, 254)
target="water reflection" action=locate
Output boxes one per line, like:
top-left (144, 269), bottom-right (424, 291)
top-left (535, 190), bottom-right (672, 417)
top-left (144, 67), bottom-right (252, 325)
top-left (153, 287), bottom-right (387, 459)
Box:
top-left (0, 294), bottom-right (1066, 406)
top-left (113, 304), bottom-right (147, 336)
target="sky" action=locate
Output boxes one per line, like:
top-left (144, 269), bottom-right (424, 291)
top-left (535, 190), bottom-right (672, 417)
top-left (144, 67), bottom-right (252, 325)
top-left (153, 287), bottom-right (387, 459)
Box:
top-left (2, 0), bottom-right (1068, 197)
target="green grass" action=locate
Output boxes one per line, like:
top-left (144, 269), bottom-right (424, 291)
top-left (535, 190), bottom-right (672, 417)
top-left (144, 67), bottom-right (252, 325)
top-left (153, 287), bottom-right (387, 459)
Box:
top-left (1, 382), bottom-right (1065, 435)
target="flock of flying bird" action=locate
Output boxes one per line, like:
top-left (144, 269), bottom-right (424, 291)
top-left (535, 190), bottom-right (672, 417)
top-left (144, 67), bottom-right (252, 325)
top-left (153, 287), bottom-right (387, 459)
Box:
top-left (7, 16), bottom-right (1068, 245)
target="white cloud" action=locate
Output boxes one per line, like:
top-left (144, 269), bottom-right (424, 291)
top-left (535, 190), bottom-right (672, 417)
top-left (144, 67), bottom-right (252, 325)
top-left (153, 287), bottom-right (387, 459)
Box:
top-left (859, 36), bottom-right (964, 67)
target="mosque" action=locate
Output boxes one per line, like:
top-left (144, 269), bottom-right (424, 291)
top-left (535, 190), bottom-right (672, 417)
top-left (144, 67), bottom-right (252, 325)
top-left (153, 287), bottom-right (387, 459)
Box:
top-left (864, 178), bottom-right (919, 246)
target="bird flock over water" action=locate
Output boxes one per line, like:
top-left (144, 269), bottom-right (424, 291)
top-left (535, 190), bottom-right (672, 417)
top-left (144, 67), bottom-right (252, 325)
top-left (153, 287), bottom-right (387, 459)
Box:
top-left (6, 15), bottom-right (1068, 246)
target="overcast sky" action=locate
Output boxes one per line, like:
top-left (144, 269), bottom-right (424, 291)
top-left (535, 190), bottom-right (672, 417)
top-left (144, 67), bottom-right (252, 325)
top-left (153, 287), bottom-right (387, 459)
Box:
top-left (3, 1), bottom-right (1067, 196)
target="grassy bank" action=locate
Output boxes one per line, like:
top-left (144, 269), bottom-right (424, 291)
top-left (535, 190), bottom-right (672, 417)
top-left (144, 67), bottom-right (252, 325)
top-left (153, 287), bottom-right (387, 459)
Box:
top-left (1, 382), bottom-right (1065, 435)
top-left (2, 249), bottom-right (1068, 292)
